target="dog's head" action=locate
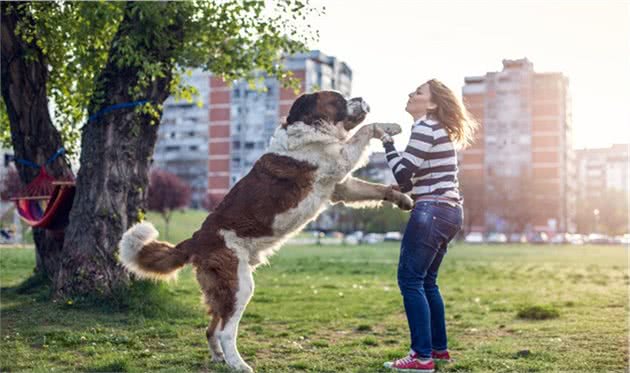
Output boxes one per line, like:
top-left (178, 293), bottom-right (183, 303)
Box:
top-left (284, 91), bottom-right (370, 131)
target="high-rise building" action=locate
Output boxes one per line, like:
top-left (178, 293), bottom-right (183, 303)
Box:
top-left (460, 58), bottom-right (576, 234)
top-left (154, 51), bottom-right (352, 208)
top-left (207, 50), bottom-right (352, 204)
top-left (154, 70), bottom-right (210, 208)
top-left (576, 144), bottom-right (629, 201)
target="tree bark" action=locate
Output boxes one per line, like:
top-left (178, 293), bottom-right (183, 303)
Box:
top-left (1, 2), bottom-right (73, 281)
top-left (54, 2), bottom-right (185, 298)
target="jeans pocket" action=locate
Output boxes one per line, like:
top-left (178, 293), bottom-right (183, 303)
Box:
top-left (427, 215), bottom-right (460, 249)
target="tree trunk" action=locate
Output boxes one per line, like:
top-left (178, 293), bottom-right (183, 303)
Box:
top-left (163, 213), bottom-right (171, 241)
top-left (54, 2), bottom-right (185, 299)
top-left (1, 2), bottom-right (73, 281)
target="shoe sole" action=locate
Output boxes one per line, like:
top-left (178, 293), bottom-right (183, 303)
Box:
top-left (383, 362), bottom-right (434, 373)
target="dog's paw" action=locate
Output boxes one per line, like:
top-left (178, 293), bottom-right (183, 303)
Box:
top-left (226, 360), bottom-right (254, 373)
top-left (396, 193), bottom-right (414, 211)
top-left (237, 363), bottom-right (254, 373)
top-left (373, 122), bottom-right (402, 136)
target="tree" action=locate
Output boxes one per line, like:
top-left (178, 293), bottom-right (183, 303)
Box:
top-left (576, 190), bottom-right (629, 235)
top-left (460, 178), bottom-right (485, 235)
top-left (486, 174), bottom-right (536, 234)
top-left (202, 193), bottom-right (223, 212)
top-left (501, 176), bottom-right (536, 233)
top-left (1, 1), bottom-right (317, 299)
top-left (147, 169), bottom-right (191, 240)
top-left (334, 204), bottom-right (409, 233)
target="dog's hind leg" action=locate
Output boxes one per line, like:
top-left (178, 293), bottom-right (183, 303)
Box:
top-left (217, 258), bottom-right (254, 373)
top-left (206, 313), bottom-right (224, 362)
top-left (195, 251), bottom-right (239, 366)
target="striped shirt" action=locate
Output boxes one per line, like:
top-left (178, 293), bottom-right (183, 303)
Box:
top-left (383, 116), bottom-right (461, 203)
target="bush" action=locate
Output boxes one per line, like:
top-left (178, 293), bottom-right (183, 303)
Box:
top-left (516, 304), bottom-right (560, 320)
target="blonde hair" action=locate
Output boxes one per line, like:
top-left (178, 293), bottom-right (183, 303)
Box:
top-left (425, 79), bottom-right (479, 149)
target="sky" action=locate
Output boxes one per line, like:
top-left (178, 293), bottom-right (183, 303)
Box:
top-left (306, 0), bottom-right (630, 151)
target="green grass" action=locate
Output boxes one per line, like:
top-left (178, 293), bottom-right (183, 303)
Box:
top-left (1, 232), bottom-right (628, 371)
top-left (145, 209), bottom-right (209, 243)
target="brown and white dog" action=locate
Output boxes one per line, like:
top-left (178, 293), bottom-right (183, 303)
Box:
top-left (118, 91), bottom-right (413, 372)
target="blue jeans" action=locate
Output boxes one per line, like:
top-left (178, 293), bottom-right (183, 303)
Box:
top-left (397, 201), bottom-right (463, 358)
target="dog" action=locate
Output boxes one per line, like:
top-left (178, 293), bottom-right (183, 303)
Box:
top-left (118, 91), bottom-right (414, 372)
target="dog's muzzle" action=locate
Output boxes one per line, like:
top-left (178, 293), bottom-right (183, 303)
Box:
top-left (348, 97), bottom-right (370, 116)
top-left (345, 97), bottom-right (370, 130)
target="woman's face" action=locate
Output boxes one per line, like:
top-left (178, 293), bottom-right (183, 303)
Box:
top-left (406, 83), bottom-right (436, 119)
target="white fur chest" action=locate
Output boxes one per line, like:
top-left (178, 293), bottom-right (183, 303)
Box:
top-left (219, 123), bottom-right (350, 268)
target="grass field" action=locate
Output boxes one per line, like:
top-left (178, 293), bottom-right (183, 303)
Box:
top-left (0, 211), bottom-right (628, 372)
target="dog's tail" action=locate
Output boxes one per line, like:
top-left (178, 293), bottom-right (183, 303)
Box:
top-left (118, 222), bottom-right (192, 281)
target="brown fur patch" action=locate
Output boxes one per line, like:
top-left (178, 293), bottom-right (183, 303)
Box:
top-left (136, 240), bottom-right (189, 274)
top-left (190, 153), bottom-right (317, 241)
top-left (206, 313), bottom-right (221, 339)
top-left (195, 247), bottom-right (239, 322)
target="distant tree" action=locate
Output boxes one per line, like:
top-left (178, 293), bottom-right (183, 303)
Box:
top-left (341, 204), bottom-right (408, 233)
top-left (147, 169), bottom-right (191, 240)
top-left (487, 174), bottom-right (535, 233)
top-left (202, 193), bottom-right (223, 212)
top-left (595, 191), bottom-right (629, 235)
top-left (0, 166), bottom-right (22, 201)
top-left (460, 178), bottom-right (485, 234)
top-left (577, 190), bottom-right (629, 235)
top-left (504, 177), bottom-right (536, 233)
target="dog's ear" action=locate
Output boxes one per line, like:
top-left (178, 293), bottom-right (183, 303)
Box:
top-left (285, 93), bottom-right (318, 127)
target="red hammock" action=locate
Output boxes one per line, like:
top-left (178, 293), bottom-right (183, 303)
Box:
top-left (11, 168), bottom-right (76, 229)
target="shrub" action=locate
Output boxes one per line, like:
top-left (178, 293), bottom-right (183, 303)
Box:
top-left (517, 304), bottom-right (560, 320)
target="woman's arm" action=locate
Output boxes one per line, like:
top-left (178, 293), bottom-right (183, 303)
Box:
top-left (378, 122), bottom-right (435, 193)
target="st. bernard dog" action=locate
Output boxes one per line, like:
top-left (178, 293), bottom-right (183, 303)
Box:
top-left (118, 91), bottom-right (413, 372)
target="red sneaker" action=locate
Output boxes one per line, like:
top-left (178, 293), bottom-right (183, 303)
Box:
top-left (432, 350), bottom-right (453, 362)
top-left (384, 351), bottom-right (435, 372)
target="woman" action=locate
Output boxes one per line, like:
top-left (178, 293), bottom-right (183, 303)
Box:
top-left (376, 79), bottom-right (478, 372)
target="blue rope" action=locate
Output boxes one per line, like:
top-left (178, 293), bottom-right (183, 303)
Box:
top-left (15, 158), bottom-right (41, 169)
top-left (14, 100), bottom-right (148, 169)
top-left (46, 147), bottom-right (65, 165)
top-left (88, 100), bottom-right (148, 122)
top-left (14, 147), bottom-right (65, 169)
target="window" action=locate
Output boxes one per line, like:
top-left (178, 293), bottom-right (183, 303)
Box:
top-left (165, 145), bottom-right (180, 151)
top-left (189, 145), bottom-right (198, 151)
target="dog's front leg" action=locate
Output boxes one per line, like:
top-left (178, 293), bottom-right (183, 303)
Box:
top-left (340, 123), bottom-right (402, 173)
top-left (332, 177), bottom-right (413, 210)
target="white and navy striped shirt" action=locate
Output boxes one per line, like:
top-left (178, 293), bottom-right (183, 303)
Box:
top-left (383, 116), bottom-right (461, 202)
